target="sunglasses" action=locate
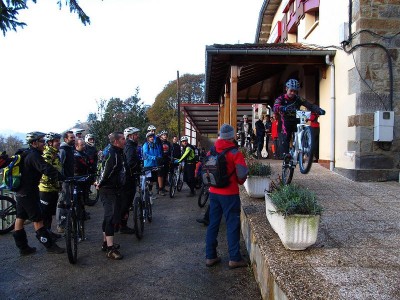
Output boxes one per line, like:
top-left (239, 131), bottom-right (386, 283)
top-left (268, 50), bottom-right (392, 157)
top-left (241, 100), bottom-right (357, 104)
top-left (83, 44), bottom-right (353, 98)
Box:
top-left (37, 139), bottom-right (45, 144)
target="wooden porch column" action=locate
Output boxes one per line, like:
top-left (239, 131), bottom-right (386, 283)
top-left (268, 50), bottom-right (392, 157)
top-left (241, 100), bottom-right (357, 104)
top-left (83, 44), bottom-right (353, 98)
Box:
top-left (219, 102), bottom-right (224, 130)
top-left (230, 65), bottom-right (238, 131)
top-left (224, 88), bottom-right (230, 126)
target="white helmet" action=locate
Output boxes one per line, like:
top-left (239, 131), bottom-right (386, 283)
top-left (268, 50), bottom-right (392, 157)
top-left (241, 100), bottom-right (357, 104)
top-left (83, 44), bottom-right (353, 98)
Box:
top-left (71, 128), bottom-right (85, 135)
top-left (180, 136), bottom-right (189, 142)
top-left (84, 134), bottom-right (95, 146)
top-left (146, 132), bottom-right (155, 139)
top-left (124, 127), bottom-right (140, 138)
top-left (147, 125), bottom-right (156, 131)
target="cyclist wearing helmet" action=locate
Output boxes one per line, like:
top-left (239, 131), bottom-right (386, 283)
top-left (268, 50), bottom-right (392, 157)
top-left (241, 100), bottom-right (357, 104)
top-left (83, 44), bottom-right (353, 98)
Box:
top-left (13, 132), bottom-right (65, 256)
top-left (84, 134), bottom-right (98, 176)
top-left (273, 79), bottom-right (325, 157)
top-left (158, 130), bottom-right (171, 195)
top-left (56, 130), bottom-right (75, 233)
top-left (71, 128), bottom-right (85, 139)
top-left (96, 132), bottom-right (126, 260)
top-left (238, 115), bottom-right (253, 148)
top-left (142, 131), bottom-right (163, 201)
top-left (120, 127), bottom-right (141, 234)
top-left (39, 132), bottom-right (63, 241)
top-left (174, 136), bottom-right (196, 197)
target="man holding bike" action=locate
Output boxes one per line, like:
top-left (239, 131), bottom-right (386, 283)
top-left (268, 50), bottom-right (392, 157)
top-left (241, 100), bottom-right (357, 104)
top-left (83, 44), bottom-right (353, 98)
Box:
top-left (174, 136), bottom-right (196, 197)
top-left (120, 127), bottom-right (141, 234)
top-left (273, 79), bottom-right (325, 158)
top-left (96, 132), bottom-right (126, 260)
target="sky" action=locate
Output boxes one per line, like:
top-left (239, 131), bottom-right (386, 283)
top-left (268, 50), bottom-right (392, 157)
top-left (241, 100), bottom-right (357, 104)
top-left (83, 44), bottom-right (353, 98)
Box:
top-left (0, 0), bottom-right (263, 136)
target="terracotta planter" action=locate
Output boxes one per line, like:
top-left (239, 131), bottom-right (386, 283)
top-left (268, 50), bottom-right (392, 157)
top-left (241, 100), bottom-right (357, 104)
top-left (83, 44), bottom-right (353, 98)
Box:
top-left (265, 194), bottom-right (320, 250)
top-left (244, 176), bottom-right (271, 198)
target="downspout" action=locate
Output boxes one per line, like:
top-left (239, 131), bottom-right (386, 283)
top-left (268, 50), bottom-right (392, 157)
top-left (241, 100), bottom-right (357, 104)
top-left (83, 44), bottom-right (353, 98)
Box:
top-left (325, 55), bottom-right (335, 171)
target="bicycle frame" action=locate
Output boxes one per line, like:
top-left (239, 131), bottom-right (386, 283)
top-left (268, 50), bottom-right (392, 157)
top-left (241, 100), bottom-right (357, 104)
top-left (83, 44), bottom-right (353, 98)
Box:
top-left (66, 176), bottom-right (90, 240)
top-left (290, 111), bottom-right (312, 165)
top-left (282, 111), bottom-right (314, 185)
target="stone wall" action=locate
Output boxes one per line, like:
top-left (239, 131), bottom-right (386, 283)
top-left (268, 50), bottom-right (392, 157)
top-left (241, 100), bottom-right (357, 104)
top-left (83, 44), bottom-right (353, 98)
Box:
top-left (345, 0), bottom-right (400, 180)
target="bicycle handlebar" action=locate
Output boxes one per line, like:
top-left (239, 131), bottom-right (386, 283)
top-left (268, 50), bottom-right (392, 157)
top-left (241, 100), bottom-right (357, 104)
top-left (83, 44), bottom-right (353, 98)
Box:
top-left (132, 165), bottom-right (164, 176)
top-left (63, 174), bottom-right (95, 183)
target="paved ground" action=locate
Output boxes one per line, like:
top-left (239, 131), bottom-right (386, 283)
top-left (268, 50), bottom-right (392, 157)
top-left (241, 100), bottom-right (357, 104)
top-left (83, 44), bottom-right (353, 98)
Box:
top-left (241, 159), bottom-right (400, 300)
top-left (0, 185), bottom-right (261, 300)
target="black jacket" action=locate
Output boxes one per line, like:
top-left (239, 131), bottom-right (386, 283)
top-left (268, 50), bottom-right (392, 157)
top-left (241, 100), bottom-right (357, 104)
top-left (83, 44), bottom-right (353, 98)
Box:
top-left (85, 144), bottom-right (98, 174)
top-left (74, 150), bottom-right (90, 176)
top-left (238, 121), bottom-right (253, 137)
top-left (171, 143), bottom-right (181, 160)
top-left (124, 139), bottom-right (140, 185)
top-left (161, 140), bottom-right (172, 161)
top-left (17, 148), bottom-right (62, 196)
top-left (255, 119), bottom-right (265, 137)
top-left (59, 142), bottom-right (75, 177)
top-left (97, 145), bottom-right (126, 190)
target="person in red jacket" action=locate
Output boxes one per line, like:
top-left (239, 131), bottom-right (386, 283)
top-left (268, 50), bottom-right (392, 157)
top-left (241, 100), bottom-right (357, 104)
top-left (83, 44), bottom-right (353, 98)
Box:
top-left (205, 124), bottom-right (249, 269)
top-left (270, 113), bottom-right (280, 159)
top-left (307, 112), bottom-right (320, 162)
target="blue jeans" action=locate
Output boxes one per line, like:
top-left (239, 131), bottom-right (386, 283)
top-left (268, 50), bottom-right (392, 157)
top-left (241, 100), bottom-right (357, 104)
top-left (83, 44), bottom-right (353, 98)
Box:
top-left (206, 193), bottom-right (242, 262)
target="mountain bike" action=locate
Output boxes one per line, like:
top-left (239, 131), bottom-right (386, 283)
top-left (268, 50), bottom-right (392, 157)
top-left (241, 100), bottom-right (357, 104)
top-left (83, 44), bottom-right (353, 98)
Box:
top-left (197, 182), bottom-right (209, 208)
top-left (169, 162), bottom-right (183, 198)
top-left (281, 110), bottom-right (315, 185)
top-left (132, 166), bottom-right (162, 240)
top-left (63, 175), bottom-right (92, 264)
top-left (0, 189), bottom-right (16, 234)
top-left (244, 133), bottom-right (253, 153)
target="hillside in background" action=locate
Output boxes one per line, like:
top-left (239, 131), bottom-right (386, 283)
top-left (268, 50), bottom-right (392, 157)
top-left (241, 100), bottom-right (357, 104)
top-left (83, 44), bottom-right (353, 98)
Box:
top-left (0, 129), bottom-right (25, 141)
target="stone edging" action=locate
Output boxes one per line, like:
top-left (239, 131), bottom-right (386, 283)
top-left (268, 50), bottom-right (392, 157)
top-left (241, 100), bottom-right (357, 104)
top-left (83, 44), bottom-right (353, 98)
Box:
top-left (240, 188), bottom-right (340, 300)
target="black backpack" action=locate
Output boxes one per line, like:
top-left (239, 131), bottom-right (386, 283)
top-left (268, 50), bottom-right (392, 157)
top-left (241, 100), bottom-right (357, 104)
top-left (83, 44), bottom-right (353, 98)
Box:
top-left (201, 146), bottom-right (236, 188)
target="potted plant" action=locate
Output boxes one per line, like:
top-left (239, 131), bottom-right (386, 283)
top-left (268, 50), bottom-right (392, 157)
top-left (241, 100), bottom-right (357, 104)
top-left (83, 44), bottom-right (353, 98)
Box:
top-left (243, 151), bottom-right (272, 198)
top-left (265, 183), bottom-right (322, 250)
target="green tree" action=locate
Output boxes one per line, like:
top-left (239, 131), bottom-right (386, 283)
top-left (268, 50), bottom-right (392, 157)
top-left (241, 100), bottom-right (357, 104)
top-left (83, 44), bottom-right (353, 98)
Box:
top-left (0, 0), bottom-right (90, 36)
top-left (0, 134), bottom-right (23, 155)
top-left (88, 89), bottom-right (149, 149)
top-left (147, 73), bottom-right (205, 137)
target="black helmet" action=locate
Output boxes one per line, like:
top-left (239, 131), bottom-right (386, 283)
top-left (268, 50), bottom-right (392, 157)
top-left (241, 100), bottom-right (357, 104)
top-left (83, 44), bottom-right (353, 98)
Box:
top-left (26, 131), bottom-right (46, 143)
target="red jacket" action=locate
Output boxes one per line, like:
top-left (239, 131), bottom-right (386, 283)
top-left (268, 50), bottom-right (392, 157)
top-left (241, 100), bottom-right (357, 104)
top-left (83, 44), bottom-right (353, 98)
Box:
top-left (271, 120), bottom-right (279, 139)
top-left (209, 139), bottom-right (248, 196)
top-left (307, 112), bottom-right (320, 128)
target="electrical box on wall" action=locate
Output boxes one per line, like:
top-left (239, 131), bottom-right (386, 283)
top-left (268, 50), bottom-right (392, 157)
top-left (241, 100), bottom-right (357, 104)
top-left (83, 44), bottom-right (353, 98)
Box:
top-left (339, 22), bottom-right (349, 44)
top-left (374, 111), bottom-right (394, 142)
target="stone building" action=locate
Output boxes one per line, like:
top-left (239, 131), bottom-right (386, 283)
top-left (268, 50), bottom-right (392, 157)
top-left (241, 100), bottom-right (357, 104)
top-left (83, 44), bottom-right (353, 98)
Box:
top-left (204, 0), bottom-right (400, 181)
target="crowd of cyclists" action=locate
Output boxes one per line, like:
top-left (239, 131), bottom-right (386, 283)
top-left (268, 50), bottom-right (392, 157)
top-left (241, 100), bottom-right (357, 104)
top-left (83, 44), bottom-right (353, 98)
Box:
top-left (5, 78), bottom-right (325, 262)
top-left (5, 124), bottom-right (204, 260)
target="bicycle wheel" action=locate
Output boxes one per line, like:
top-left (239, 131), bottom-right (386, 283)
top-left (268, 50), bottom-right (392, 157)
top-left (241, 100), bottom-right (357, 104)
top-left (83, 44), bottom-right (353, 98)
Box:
top-left (0, 196), bottom-right (17, 234)
top-left (177, 170), bottom-right (184, 192)
top-left (145, 192), bottom-right (152, 223)
top-left (78, 216), bottom-right (85, 242)
top-left (133, 195), bottom-right (144, 240)
top-left (299, 127), bottom-right (314, 174)
top-left (66, 210), bottom-right (78, 264)
top-left (85, 185), bottom-right (99, 206)
top-left (197, 184), bottom-right (209, 208)
top-left (169, 173), bottom-right (177, 198)
top-left (281, 156), bottom-right (294, 185)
